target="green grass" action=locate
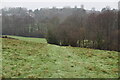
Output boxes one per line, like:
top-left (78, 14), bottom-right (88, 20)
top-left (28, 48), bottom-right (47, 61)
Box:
top-left (2, 36), bottom-right (119, 78)
top-left (6, 35), bottom-right (47, 43)
top-left (0, 38), bottom-right (2, 78)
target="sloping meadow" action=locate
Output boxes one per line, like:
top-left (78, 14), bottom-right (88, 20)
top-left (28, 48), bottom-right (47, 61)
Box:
top-left (2, 36), bottom-right (119, 78)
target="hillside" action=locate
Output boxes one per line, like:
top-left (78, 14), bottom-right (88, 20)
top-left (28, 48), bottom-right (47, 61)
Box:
top-left (2, 36), bottom-right (119, 78)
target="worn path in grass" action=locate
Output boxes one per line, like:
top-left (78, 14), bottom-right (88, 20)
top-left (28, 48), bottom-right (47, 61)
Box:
top-left (2, 36), bottom-right (119, 78)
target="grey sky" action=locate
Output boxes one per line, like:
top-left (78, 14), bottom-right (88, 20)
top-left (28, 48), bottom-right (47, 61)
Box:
top-left (1, 0), bottom-right (119, 11)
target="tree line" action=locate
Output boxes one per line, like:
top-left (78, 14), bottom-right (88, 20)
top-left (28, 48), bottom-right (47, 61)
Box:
top-left (1, 7), bottom-right (119, 51)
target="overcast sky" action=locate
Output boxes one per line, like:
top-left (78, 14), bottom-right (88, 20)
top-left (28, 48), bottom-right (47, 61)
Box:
top-left (0, 0), bottom-right (119, 11)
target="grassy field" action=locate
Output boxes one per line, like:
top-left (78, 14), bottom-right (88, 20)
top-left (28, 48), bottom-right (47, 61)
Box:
top-left (2, 35), bottom-right (119, 78)
top-left (0, 37), bottom-right (2, 78)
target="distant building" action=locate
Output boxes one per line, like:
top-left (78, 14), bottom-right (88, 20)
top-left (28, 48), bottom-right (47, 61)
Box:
top-left (81, 5), bottom-right (84, 9)
top-left (74, 5), bottom-right (77, 9)
top-left (63, 6), bottom-right (71, 9)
